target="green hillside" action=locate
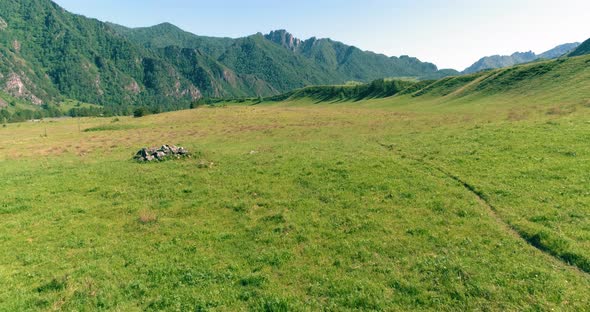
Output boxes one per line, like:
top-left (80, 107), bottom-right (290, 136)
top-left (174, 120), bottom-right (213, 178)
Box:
top-left (216, 34), bottom-right (339, 92)
top-left (157, 46), bottom-right (277, 98)
top-left (269, 79), bottom-right (419, 102)
top-left (569, 37), bottom-right (590, 56)
top-left (108, 22), bottom-right (235, 59)
top-left (0, 0), bottom-right (201, 111)
top-left (114, 26), bottom-right (458, 88)
top-left (281, 55), bottom-right (589, 106)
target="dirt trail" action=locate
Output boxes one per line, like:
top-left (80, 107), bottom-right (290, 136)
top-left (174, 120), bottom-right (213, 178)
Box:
top-left (378, 142), bottom-right (590, 277)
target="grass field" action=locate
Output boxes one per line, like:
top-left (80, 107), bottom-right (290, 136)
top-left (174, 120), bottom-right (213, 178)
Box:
top-left (1, 56), bottom-right (590, 311)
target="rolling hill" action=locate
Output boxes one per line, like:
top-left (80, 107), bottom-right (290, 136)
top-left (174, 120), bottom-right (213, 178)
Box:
top-left (276, 54), bottom-right (590, 106)
top-left (569, 37), bottom-right (590, 57)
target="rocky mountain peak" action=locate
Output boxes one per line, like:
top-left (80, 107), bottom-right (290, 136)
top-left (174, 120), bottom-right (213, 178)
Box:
top-left (511, 51), bottom-right (535, 58)
top-left (265, 29), bottom-right (302, 51)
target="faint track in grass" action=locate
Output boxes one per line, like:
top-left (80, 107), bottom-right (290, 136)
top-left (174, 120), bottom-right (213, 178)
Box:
top-left (378, 142), bottom-right (590, 277)
top-left (445, 73), bottom-right (490, 97)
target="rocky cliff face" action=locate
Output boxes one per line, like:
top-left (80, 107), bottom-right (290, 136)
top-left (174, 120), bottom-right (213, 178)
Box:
top-left (463, 52), bottom-right (537, 74)
top-left (5, 72), bottom-right (43, 105)
top-left (264, 30), bottom-right (302, 51)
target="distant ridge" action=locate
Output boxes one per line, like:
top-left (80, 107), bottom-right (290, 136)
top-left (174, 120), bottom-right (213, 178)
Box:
top-left (538, 42), bottom-right (580, 59)
top-left (463, 42), bottom-right (580, 74)
top-left (115, 26), bottom-right (459, 86)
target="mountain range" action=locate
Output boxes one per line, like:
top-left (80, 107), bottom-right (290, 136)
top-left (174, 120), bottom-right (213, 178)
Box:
top-left (462, 43), bottom-right (580, 74)
top-left (0, 0), bottom-right (588, 114)
top-left (0, 0), bottom-right (456, 111)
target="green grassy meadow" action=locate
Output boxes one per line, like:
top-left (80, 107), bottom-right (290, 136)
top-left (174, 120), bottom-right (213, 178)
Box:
top-left (1, 56), bottom-right (590, 311)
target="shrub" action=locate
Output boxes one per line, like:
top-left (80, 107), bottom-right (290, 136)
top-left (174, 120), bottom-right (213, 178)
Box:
top-left (133, 107), bottom-right (150, 118)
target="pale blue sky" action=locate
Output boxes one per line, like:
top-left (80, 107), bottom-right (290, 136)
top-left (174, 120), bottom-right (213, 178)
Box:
top-left (53, 0), bottom-right (590, 70)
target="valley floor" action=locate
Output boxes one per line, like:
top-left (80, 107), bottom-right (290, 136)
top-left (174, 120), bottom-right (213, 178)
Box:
top-left (1, 97), bottom-right (590, 310)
